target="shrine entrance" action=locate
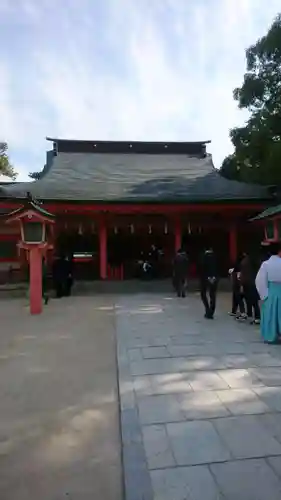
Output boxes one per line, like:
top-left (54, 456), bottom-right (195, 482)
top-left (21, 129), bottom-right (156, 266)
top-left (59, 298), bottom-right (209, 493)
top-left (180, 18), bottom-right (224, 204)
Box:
top-left (50, 211), bottom-right (264, 282)
top-left (107, 216), bottom-right (174, 279)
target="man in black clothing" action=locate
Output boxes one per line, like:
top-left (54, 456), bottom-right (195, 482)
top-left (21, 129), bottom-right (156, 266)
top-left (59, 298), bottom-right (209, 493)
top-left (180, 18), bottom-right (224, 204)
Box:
top-left (240, 252), bottom-right (260, 324)
top-left (199, 247), bottom-right (218, 319)
top-left (173, 248), bottom-right (189, 297)
top-left (230, 255), bottom-right (246, 319)
top-left (52, 255), bottom-right (67, 298)
top-left (64, 255), bottom-right (74, 296)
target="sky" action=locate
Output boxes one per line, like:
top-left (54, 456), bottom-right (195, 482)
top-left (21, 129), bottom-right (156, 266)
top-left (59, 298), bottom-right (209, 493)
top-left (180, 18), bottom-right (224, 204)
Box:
top-left (0, 0), bottom-right (280, 181)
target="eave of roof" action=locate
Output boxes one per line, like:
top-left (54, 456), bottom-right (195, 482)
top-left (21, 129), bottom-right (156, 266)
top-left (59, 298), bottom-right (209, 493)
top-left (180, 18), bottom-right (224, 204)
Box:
top-left (251, 204), bottom-right (281, 221)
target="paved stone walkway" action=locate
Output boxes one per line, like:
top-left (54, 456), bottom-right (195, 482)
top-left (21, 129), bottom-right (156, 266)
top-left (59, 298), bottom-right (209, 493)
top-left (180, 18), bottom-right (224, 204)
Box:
top-left (0, 296), bottom-right (122, 500)
top-left (116, 293), bottom-right (281, 500)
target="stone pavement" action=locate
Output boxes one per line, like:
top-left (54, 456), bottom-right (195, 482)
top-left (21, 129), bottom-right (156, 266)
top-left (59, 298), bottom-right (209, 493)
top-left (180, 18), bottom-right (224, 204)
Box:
top-left (116, 293), bottom-right (281, 500)
top-left (0, 296), bottom-right (123, 500)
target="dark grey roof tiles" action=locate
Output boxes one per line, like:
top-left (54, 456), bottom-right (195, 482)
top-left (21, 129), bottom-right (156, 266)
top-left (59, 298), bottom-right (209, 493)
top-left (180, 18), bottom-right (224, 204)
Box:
top-left (2, 152), bottom-right (269, 202)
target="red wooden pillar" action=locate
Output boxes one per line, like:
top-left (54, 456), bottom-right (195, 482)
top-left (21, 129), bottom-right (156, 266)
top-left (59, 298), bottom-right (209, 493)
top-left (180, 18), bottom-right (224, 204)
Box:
top-left (99, 220), bottom-right (107, 279)
top-left (174, 218), bottom-right (182, 252)
top-left (29, 247), bottom-right (42, 315)
top-left (229, 226), bottom-right (237, 264)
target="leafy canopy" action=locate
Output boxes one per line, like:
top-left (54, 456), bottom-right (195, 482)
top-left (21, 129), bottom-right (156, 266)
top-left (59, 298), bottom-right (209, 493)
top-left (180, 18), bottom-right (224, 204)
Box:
top-left (0, 142), bottom-right (17, 179)
top-left (221, 14), bottom-right (281, 185)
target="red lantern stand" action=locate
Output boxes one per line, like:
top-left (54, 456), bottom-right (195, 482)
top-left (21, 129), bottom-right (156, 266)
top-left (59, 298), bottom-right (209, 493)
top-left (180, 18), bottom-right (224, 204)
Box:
top-left (5, 200), bottom-right (55, 315)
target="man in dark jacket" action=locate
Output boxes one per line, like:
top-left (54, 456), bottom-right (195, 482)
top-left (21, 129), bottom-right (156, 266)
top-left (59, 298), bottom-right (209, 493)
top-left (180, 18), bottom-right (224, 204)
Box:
top-left (173, 248), bottom-right (189, 297)
top-left (240, 252), bottom-right (260, 324)
top-left (64, 255), bottom-right (74, 296)
top-left (199, 247), bottom-right (218, 319)
top-left (52, 255), bottom-right (67, 298)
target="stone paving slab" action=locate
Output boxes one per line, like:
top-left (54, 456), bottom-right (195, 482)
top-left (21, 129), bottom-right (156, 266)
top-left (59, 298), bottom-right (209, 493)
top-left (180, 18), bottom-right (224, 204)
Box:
top-left (151, 465), bottom-right (223, 500)
top-left (178, 391), bottom-right (230, 419)
top-left (187, 370), bottom-right (229, 391)
top-left (214, 415), bottom-right (281, 459)
top-left (149, 373), bottom-right (193, 395)
top-left (115, 293), bottom-right (281, 499)
top-left (267, 456), bottom-right (281, 479)
top-left (138, 394), bottom-right (186, 424)
top-left (260, 413), bottom-right (281, 443)
top-left (142, 425), bottom-right (176, 469)
top-left (166, 420), bottom-right (231, 466)
top-left (251, 367), bottom-right (281, 386)
top-left (219, 368), bottom-right (265, 388)
top-left (216, 388), bottom-right (270, 415)
top-left (254, 387), bottom-right (281, 412)
top-left (211, 458), bottom-right (281, 500)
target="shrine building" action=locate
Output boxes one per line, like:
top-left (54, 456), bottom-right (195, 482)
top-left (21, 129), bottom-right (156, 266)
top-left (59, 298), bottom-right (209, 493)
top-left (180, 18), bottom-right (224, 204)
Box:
top-left (0, 138), bottom-right (272, 281)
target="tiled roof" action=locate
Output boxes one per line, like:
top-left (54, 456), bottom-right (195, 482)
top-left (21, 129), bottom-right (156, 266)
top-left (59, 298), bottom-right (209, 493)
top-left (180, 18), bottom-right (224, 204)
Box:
top-left (1, 150), bottom-right (269, 202)
top-left (251, 204), bottom-right (281, 221)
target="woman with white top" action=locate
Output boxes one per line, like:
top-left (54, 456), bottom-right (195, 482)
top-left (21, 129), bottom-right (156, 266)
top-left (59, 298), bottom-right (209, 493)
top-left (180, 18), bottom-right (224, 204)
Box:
top-left (255, 242), bottom-right (281, 344)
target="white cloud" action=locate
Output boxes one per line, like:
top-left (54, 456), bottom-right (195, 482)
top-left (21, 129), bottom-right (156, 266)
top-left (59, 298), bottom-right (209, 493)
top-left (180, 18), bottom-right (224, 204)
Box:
top-left (0, 0), bottom-right (280, 181)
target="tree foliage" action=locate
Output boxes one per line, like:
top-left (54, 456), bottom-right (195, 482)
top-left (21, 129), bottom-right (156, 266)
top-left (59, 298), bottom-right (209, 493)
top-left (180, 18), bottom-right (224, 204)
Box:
top-left (29, 170), bottom-right (43, 180)
top-left (0, 142), bottom-right (17, 179)
top-left (221, 14), bottom-right (281, 185)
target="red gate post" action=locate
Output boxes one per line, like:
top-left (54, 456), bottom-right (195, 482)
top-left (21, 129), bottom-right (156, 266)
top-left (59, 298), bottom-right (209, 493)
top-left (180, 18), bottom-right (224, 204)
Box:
top-left (29, 246), bottom-right (43, 314)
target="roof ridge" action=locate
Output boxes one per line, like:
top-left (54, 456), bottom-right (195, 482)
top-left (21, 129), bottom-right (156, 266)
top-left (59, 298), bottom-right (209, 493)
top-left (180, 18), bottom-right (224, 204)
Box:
top-left (46, 137), bottom-right (211, 145)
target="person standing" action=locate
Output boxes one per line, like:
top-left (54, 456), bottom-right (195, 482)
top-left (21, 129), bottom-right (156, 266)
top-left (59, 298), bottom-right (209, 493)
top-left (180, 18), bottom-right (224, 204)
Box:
top-left (256, 242), bottom-right (281, 343)
top-left (52, 254), bottom-right (66, 298)
top-left (240, 252), bottom-right (260, 324)
top-left (65, 254), bottom-right (74, 296)
top-left (199, 247), bottom-right (218, 319)
top-left (173, 248), bottom-right (189, 297)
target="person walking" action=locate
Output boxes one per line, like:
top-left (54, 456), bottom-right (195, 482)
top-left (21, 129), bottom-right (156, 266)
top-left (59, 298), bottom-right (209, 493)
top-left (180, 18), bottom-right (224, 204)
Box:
top-left (256, 241), bottom-right (281, 343)
top-left (240, 252), bottom-right (260, 324)
top-left (199, 247), bottom-right (218, 319)
top-left (229, 255), bottom-right (246, 320)
top-left (172, 248), bottom-right (189, 297)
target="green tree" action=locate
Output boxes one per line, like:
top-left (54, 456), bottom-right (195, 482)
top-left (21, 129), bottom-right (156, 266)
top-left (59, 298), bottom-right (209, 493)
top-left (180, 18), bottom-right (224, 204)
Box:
top-left (0, 142), bottom-right (17, 179)
top-left (29, 171), bottom-right (43, 180)
top-left (221, 13), bottom-right (281, 185)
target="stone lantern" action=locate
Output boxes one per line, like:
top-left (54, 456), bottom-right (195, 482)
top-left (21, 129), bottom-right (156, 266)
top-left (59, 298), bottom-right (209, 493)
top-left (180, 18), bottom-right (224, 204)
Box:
top-left (5, 196), bottom-right (55, 314)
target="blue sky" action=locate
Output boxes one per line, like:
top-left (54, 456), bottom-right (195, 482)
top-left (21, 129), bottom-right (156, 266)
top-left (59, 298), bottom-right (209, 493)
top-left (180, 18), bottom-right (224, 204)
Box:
top-left (0, 0), bottom-right (280, 181)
